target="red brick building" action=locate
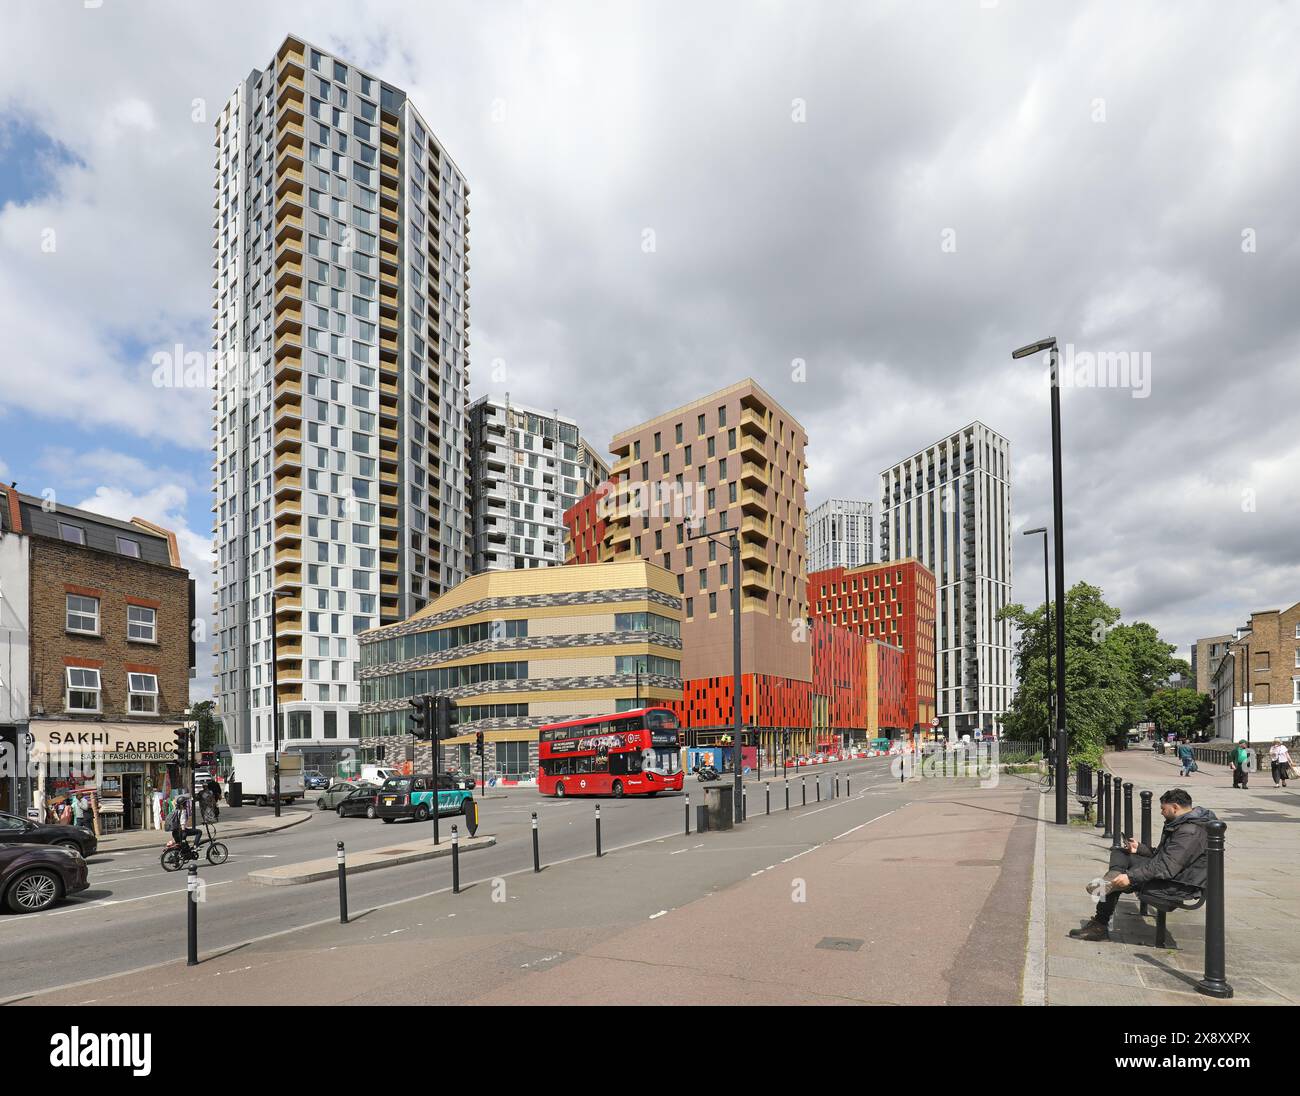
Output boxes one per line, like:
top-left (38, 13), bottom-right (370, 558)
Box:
top-left (562, 477), bottom-right (617, 565)
top-left (808, 559), bottom-right (936, 734)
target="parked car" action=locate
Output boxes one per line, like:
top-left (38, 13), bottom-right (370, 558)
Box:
top-left (303, 770), bottom-right (329, 790)
top-left (0, 843), bottom-right (89, 914)
top-left (316, 781), bottom-right (378, 811)
top-left (0, 810), bottom-right (98, 858)
top-left (335, 784), bottom-right (382, 819)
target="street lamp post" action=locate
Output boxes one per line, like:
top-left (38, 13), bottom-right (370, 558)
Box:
top-left (1013, 338), bottom-right (1068, 824)
top-left (690, 520), bottom-right (743, 823)
top-left (1022, 527), bottom-right (1053, 746)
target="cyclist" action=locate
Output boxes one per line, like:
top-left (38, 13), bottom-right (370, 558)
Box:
top-left (166, 793), bottom-right (201, 854)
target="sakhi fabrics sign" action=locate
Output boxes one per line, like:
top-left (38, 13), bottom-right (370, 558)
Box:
top-left (30, 722), bottom-right (183, 762)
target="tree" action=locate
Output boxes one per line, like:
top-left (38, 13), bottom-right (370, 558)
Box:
top-left (190, 699), bottom-right (224, 753)
top-left (1144, 688), bottom-right (1213, 740)
top-left (1000, 582), bottom-right (1187, 763)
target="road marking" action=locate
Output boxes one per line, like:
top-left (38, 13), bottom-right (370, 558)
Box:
top-left (670, 849), bottom-right (686, 855)
top-left (42, 880), bottom-right (235, 918)
top-left (832, 811), bottom-right (895, 841)
top-left (649, 910), bottom-right (667, 919)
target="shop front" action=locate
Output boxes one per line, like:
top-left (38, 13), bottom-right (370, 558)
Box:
top-left (28, 721), bottom-right (183, 834)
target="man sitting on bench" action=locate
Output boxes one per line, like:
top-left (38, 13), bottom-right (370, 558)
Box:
top-left (1069, 788), bottom-right (1216, 942)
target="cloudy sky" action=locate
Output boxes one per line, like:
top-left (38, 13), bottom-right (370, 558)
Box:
top-left (2, 0), bottom-right (1297, 701)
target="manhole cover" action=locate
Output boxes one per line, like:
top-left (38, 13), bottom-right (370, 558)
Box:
top-left (815, 937), bottom-right (864, 952)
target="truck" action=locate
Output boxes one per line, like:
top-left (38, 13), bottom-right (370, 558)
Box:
top-left (229, 751), bottom-right (305, 807)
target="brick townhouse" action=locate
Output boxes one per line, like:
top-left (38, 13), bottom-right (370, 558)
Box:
top-left (1, 485), bottom-right (193, 832)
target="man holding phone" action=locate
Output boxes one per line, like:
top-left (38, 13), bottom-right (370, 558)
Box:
top-left (1069, 788), bottom-right (1217, 942)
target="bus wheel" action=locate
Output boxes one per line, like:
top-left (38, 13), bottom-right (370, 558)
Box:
top-left (612, 781), bottom-right (624, 798)
top-left (647, 791), bottom-right (658, 797)
top-left (554, 782), bottom-right (565, 798)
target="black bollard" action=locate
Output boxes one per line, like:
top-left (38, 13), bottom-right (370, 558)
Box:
top-left (1123, 782), bottom-right (1134, 842)
top-left (186, 864), bottom-right (199, 967)
top-left (847, 774), bottom-right (851, 796)
top-left (1111, 778), bottom-right (1123, 851)
top-left (336, 841), bottom-right (348, 924)
top-left (742, 786), bottom-right (747, 821)
top-left (1100, 772), bottom-right (1112, 837)
top-left (595, 804), bottom-right (602, 857)
top-left (451, 825), bottom-right (460, 894)
top-left (835, 774), bottom-right (840, 799)
top-left (531, 811), bottom-right (541, 872)
top-left (816, 776), bottom-right (821, 803)
top-left (785, 781), bottom-right (790, 811)
top-left (1139, 791), bottom-right (1153, 916)
top-left (1196, 820), bottom-right (1233, 998)
top-left (766, 783), bottom-right (771, 815)
top-left (684, 793), bottom-right (690, 836)
top-left (802, 777), bottom-right (807, 806)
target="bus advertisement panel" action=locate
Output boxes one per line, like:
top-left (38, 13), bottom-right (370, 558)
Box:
top-left (538, 708), bottom-right (684, 798)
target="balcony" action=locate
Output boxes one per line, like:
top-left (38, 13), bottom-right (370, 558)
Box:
top-left (741, 540), bottom-right (769, 567)
top-left (739, 407), bottom-right (768, 439)
top-left (740, 489), bottom-right (769, 516)
top-left (740, 461), bottom-right (768, 488)
top-left (740, 515), bottom-right (770, 542)
top-left (742, 568), bottom-right (772, 594)
top-left (742, 595), bottom-right (768, 613)
top-left (274, 209), bottom-right (304, 245)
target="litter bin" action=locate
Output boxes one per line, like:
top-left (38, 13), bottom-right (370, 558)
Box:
top-left (227, 781), bottom-right (243, 808)
top-left (701, 783), bottom-right (734, 831)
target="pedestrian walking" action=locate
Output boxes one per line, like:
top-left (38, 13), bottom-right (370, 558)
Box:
top-left (1176, 740), bottom-right (1197, 777)
top-left (1269, 740), bottom-right (1293, 789)
top-left (1231, 739), bottom-right (1251, 789)
top-left (70, 794), bottom-right (86, 829)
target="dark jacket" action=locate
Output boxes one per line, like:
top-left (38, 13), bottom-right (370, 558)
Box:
top-left (1126, 805), bottom-right (1217, 891)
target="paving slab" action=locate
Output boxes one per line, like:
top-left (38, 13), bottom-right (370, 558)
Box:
top-left (247, 833), bottom-right (497, 885)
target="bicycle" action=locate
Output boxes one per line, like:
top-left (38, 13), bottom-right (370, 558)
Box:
top-left (160, 822), bottom-right (229, 871)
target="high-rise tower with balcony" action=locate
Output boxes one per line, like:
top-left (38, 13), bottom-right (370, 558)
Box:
top-left (878, 423), bottom-right (1011, 740)
top-left (469, 396), bottom-right (609, 573)
top-left (211, 35), bottom-right (471, 763)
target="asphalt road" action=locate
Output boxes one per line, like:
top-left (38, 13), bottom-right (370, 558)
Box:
top-left (0, 755), bottom-right (899, 999)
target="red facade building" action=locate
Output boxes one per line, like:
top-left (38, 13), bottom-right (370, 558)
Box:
top-left (562, 478), bottom-right (617, 565)
top-left (808, 559), bottom-right (936, 733)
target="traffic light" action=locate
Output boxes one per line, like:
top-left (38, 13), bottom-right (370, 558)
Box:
top-left (408, 694), bottom-right (431, 740)
top-left (435, 695), bottom-right (455, 740)
top-left (173, 729), bottom-right (189, 766)
top-left (475, 730), bottom-right (484, 757)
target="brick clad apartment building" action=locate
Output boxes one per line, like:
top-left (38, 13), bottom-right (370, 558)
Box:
top-left (808, 559), bottom-right (937, 735)
top-left (0, 486), bottom-right (192, 831)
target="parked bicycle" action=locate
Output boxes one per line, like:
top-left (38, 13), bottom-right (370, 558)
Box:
top-left (160, 821), bottom-right (229, 871)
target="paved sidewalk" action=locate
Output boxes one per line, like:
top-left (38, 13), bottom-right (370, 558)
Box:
top-left (15, 773), bottom-right (1038, 1006)
top-left (1036, 747), bottom-right (1300, 1005)
top-left (248, 833), bottom-right (496, 885)
top-left (94, 810), bottom-right (310, 852)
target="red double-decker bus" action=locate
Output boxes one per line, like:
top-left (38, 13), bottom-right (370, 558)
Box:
top-left (538, 707), bottom-right (684, 798)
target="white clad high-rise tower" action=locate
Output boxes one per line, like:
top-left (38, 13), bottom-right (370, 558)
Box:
top-left (878, 423), bottom-right (1011, 741)
top-left (211, 36), bottom-right (471, 765)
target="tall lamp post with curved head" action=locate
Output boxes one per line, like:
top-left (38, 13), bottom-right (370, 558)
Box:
top-left (1013, 337), bottom-right (1068, 825)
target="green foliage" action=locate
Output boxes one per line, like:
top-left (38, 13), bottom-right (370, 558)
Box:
top-left (1144, 688), bottom-right (1213, 739)
top-left (190, 698), bottom-right (224, 752)
top-left (999, 582), bottom-right (1186, 759)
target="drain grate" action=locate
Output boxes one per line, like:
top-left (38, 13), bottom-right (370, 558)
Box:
top-left (815, 937), bottom-right (864, 952)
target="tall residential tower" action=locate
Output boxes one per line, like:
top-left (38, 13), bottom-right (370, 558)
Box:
top-left (878, 423), bottom-right (1011, 740)
top-left (468, 395), bottom-right (610, 573)
top-left (807, 498), bottom-right (872, 572)
top-left (211, 36), bottom-right (471, 765)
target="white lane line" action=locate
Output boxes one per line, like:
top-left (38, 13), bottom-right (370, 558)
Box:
top-left (670, 849), bottom-right (686, 855)
top-left (42, 880), bottom-right (235, 917)
top-left (832, 811), bottom-right (895, 841)
top-left (649, 910), bottom-right (667, 919)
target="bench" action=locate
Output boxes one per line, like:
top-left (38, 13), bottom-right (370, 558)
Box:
top-left (1140, 890), bottom-right (1206, 947)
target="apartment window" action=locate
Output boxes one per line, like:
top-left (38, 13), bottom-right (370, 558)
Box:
top-left (653, 432), bottom-right (661, 452)
top-left (707, 437), bottom-right (716, 458)
top-left (66, 668), bottom-right (101, 713)
top-left (727, 429), bottom-right (736, 450)
top-left (634, 440), bottom-right (641, 459)
top-left (709, 592), bottom-right (717, 614)
top-left (66, 595), bottom-right (99, 635)
top-left (117, 537), bottom-right (141, 558)
top-left (662, 454), bottom-right (670, 474)
top-left (718, 405), bottom-right (727, 427)
top-left (686, 597), bottom-right (694, 618)
top-left (684, 444), bottom-right (692, 465)
top-left (128, 672), bottom-right (159, 715)
top-left (697, 413), bottom-right (706, 436)
top-left (128, 605), bottom-right (157, 643)
top-left (58, 523), bottom-right (86, 545)
top-left (675, 423), bottom-right (683, 444)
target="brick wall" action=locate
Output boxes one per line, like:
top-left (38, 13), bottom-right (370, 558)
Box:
top-left (28, 537), bottom-right (190, 720)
